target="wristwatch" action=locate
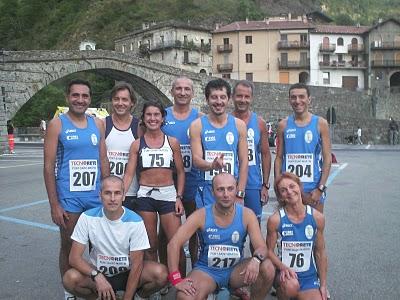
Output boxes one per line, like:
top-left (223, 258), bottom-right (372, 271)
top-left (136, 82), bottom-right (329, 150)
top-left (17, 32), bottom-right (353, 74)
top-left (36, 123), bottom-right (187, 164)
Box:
top-left (318, 184), bottom-right (327, 193)
top-left (90, 269), bottom-right (100, 281)
top-left (253, 253), bottom-right (265, 262)
top-left (263, 182), bottom-right (270, 190)
top-left (236, 190), bottom-right (245, 199)
top-left (176, 195), bottom-right (183, 201)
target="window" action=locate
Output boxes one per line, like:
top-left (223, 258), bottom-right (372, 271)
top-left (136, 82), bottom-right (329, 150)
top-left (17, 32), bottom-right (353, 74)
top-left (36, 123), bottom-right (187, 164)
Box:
top-left (183, 51), bottom-right (189, 64)
top-left (160, 35), bottom-right (164, 44)
top-left (245, 36), bottom-right (252, 44)
top-left (246, 53), bottom-right (253, 63)
top-left (184, 35), bottom-right (188, 43)
top-left (300, 33), bottom-right (308, 43)
top-left (323, 54), bottom-right (330, 65)
top-left (201, 53), bottom-right (205, 62)
top-left (223, 38), bottom-right (229, 45)
top-left (161, 52), bottom-right (164, 60)
top-left (337, 37), bottom-right (344, 46)
top-left (323, 72), bottom-right (330, 84)
top-left (281, 53), bottom-right (288, 66)
top-left (222, 73), bottom-right (231, 79)
top-left (201, 39), bottom-right (204, 47)
top-left (246, 73), bottom-right (253, 81)
top-left (281, 34), bottom-right (288, 41)
top-left (122, 45), bottom-right (126, 53)
top-left (130, 43), bottom-right (134, 51)
top-left (338, 54), bottom-right (344, 63)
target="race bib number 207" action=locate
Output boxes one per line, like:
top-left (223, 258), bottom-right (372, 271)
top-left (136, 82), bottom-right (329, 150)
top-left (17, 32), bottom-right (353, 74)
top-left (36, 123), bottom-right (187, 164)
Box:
top-left (69, 159), bottom-right (98, 191)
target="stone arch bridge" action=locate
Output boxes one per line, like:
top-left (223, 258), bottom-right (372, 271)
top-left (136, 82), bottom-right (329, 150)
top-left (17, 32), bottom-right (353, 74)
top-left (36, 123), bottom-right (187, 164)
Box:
top-left (0, 50), bottom-right (208, 152)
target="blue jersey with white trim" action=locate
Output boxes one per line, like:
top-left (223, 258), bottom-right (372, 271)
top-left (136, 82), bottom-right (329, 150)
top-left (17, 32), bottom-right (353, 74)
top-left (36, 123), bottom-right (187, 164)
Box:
top-left (56, 114), bottom-right (101, 199)
top-left (196, 204), bottom-right (247, 270)
top-left (282, 115), bottom-right (322, 192)
top-left (199, 115), bottom-right (239, 185)
top-left (245, 112), bottom-right (262, 189)
top-left (163, 107), bottom-right (200, 186)
top-left (278, 205), bottom-right (318, 279)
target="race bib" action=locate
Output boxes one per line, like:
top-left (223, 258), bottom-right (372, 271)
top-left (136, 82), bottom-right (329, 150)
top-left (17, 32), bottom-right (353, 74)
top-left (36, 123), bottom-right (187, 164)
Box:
top-left (141, 148), bottom-right (171, 168)
top-left (204, 150), bottom-right (234, 181)
top-left (69, 160), bottom-right (98, 191)
top-left (180, 144), bottom-right (192, 172)
top-left (281, 241), bottom-right (313, 272)
top-left (207, 245), bottom-right (241, 269)
top-left (247, 138), bottom-right (256, 166)
top-left (97, 254), bottom-right (130, 277)
top-left (108, 150), bottom-right (129, 177)
top-left (285, 153), bottom-right (314, 182)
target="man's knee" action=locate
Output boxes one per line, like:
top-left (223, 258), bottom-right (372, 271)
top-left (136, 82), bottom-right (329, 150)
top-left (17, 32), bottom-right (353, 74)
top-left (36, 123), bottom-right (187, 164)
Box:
top-left (142, 262), bottom-right (168, 287)
top-left (259, 259), bottom-right (275, 283)
top-left (63, 268), bottom-right (83, 290)
top-left (280, 277), bottom-right (300, 298)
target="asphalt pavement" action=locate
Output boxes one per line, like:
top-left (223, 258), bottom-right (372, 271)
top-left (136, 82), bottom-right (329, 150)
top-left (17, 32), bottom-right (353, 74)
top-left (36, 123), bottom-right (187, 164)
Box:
top-left (1, 144), bottom-right (400, 299)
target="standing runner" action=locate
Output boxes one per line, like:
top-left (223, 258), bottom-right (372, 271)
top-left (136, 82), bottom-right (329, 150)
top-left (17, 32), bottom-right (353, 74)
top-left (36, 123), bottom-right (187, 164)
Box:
top-left (231, 80), bottom-right (271, 223)
top-left (274, 83), bottom-right (331, 213)
top-left (43, 79), bottom-right (109, 299)
top-left (190, 79), bottom-right (248, 208)
top-left (123, 101), bottom-right (186, 274)
top-left (162, 76), bottom-right (202, 265)
top-left (104, 82), bottom-right (141, 210)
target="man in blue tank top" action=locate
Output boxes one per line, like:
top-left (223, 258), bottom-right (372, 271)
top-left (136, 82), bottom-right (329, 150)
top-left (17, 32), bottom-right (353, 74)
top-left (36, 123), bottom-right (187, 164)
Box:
top-left (167, 173), bottom-right (274, 299)
top-left (190, 79), bottom-right (248, 208)
top-left (44, 79), bottom-right (110, 299)
top-left (274, 83), bottom-right (331, 213)
top-left (232, 80), bottom-right (271, 223)
top-left (162, 76), bottom-right (202, 265)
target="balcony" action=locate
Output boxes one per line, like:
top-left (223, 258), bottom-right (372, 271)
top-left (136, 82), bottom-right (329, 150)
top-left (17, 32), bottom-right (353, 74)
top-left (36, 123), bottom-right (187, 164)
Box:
top-left (319, 43), bottom-right (336, 52)
top-left (371, 41), bottom-right (400, 50)
top-left (278, 59), bottom-right (310, 69)
top-left (149, 40), bottom-right (211, 52)
top-left (217, 63), bottom-right (233, 72)
top-left (371, 60), bottom-right (400, 67)
top-left (319, 60), bottom-right (367, 69)
top-left (277, 40), bottom-right (310, 49)
top-left (347, 44), bottom-right (365, 53)
top-left (182, 57), bottom-right (200, 65)
top-left (217, 44), bottom-right (233, 53)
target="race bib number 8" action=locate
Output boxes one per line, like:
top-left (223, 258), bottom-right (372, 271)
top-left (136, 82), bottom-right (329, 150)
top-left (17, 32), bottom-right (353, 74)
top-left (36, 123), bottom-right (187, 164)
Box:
top-left (181, 144), bottom-right (192, 172)
top-left (247, 138), bottom-right (256, 166)
top-left (281, 241), bottom-right (313, 272)
top-left (97, 254), bottom-right (129, 277)
top-left (207, 245), bottom-right (241, 269)
top-left (285, 153), bottom-right (314, 182)
top-left (204, 150), bottom-right (235, 181)
top-left (69, 160), bottom-right (98, 191)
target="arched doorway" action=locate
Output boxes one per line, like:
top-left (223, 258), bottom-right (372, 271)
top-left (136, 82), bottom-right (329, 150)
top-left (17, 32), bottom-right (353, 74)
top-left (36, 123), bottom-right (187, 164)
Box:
top-left (299, 72), bottom-right (309, 83)
top-left (390, 71), bottom-right (400, 93)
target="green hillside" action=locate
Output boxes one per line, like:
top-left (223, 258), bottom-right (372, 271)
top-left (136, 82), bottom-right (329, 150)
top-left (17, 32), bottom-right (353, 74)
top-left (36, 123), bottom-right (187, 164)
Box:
top-left (1, 0), bottom-right (398, 51)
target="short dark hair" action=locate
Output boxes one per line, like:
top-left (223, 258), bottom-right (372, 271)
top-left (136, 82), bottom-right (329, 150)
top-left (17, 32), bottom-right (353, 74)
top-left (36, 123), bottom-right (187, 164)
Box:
top-left (289, 83), bottom-right (310, 97)
top-left (66, 79), bottom-right (92, 96)
top-left (141, 101), bottom-right (166, 126)
top-left (110, 81), bottom-right (136, 104)
top-left (205, 79), bottom-right (231, 100)
top-left (233, 80), bottom-right (254, 96)
top-left (101, 175), bottom-right (124, 193)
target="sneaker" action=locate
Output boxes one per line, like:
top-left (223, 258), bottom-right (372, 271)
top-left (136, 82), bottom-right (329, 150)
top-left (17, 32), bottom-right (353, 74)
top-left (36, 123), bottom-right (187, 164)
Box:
top-left (64, 290), bottom-right (77, 300)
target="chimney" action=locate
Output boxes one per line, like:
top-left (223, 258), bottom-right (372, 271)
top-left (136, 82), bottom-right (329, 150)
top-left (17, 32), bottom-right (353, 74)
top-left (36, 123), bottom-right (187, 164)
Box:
top-left (215, 23), bottom-right (220, 30)
top-left (288, 13), bottom-right (291, 20)
top-left (378, 18), bottom-right (383, 23)
top-left (246, 18), bottom-right (249, 24)
top-left (142, 23), bottom-right (147, 30)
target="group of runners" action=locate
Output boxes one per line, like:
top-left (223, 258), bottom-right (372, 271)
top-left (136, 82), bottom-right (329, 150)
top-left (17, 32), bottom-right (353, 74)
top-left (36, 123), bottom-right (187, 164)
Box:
top-left (43, 76), bottom-right (331, 300)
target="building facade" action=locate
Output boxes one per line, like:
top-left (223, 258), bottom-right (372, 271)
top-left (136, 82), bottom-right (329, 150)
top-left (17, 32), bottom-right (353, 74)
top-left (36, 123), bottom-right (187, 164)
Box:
top-left (212, 15), bottom-right (313, 84)
top-left (114, 21), bottom-right (212, 74)
top-left (309, 25), bottom-right (369, 90)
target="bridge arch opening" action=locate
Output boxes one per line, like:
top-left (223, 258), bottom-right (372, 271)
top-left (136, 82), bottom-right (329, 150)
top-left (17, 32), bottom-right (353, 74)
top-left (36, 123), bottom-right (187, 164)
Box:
top-left (390, 71), bottom-right (400, 94)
